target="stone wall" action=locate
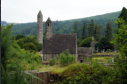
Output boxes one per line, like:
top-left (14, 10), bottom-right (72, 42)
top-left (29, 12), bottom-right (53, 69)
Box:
top-left (77, 47), bottom-right (92, 63)
top-left (78, 47), bottom-right (92, 55)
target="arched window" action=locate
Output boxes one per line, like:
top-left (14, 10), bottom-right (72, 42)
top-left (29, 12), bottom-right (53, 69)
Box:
top-left (48, 23), bottom-right (49, 27)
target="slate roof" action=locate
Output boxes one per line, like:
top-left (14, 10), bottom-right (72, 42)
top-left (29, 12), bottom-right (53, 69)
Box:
top-left (43, 34), bottom-right (77, 54)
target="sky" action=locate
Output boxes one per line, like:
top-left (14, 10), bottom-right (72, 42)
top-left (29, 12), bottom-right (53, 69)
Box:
top-left (1, 0), bottom-right (127, 23)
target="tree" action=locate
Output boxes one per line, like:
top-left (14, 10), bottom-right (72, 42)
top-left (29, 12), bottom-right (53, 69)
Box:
top-left (98, 37), bottom-right (114, 51)
top-left (1, 24), bottom-right (13, 70)
top-left (98, 25), bottom-right (102, 41)
top-left (105, 20), bottom-right (112, 41)
top-left (88, 19), bottom-right (94, 37)
top-left (73, 21), bottom-right (78, 36)
top-left (79, 37), bottom-right (92, 47)
top-left (16, 35), bottom-right (42, 51)
top-left (118, 7), bottom-right (127, 24)
top-left (94, 22), bottom-right (99, 41)
top-left (80, 21), bottom-right (87, 40)
top-left (15, 34), bottom-right (25, 40)
top-left (114, 18), bottom-right (127, 58)
top-left (23, 42), bottom-right (37, 52)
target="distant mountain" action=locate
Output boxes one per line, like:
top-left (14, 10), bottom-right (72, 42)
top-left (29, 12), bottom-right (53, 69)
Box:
top-left (1, 21), bottom-right (7, 25)
top-left (2, 11), bottom-right (121, 36)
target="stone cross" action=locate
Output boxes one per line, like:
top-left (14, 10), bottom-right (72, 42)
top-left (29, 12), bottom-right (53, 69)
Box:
top-left (97, 47), bottom-right (99, 53)
top-left (103, 49), bottom-right (105, 53)
top-left (112, 58), bottom-right (114, 63)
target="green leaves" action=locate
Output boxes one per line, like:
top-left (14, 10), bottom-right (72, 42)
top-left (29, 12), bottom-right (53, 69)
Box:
top-left (49, 57), bottom-right (57, 66)
top-left (105, 20), bottom-right (113, 41)
top-left (79, 37), bottom-right (92, 47)
top-left (114, 18), bottom-right (127, 57)
top-left (58, 49), bottom-right (76, 66)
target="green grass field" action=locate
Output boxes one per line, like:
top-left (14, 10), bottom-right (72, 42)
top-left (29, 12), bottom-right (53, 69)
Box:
top-left (92, 57), bottom-right (113, 63)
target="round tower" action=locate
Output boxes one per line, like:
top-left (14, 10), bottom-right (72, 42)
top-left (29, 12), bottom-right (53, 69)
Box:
top-left (45, 17), bottom-right (53, 39)
top-left (37, 11), bottom-right (43, 44)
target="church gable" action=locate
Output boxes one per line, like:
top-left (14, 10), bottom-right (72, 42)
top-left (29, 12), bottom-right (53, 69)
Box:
top-left (43, 34), bottom-right (77, 54)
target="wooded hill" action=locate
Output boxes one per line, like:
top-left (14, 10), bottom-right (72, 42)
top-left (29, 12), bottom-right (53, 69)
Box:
top-left (2, 11), bottom-right (121, 36)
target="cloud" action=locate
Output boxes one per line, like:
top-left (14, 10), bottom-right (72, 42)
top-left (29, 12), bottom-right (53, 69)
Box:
top-left (1, 0), bottom-right (127, 23)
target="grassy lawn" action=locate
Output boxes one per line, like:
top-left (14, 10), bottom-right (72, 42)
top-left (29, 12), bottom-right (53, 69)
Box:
top-left (93, 52), bottom-right (120, 55)
top-left (92, 57), bottom-right (113, 63)
top-left (38, 65), bottom-right (68, 75)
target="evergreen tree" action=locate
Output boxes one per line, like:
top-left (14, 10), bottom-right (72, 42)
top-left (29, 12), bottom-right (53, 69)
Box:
top-left (118, 7), bottom-right (127, 24)
top-left (80, 21), bottom-right (87, 40)
top-left (114, 18), bottom-right (127, 57)
top-left (88, 19), bottom-right (94, 37)
top-left (105, 20), bottom-right (112, 41)
top-left (73, 21), bottom-right (78, 36)
top-left (98, 24), bottom-right (102, 41)
top-left (94, 22), bottom-right (99, 41)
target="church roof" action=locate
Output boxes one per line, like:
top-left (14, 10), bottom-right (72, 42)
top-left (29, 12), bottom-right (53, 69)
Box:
top-left (43, 34), bottom-right (77, 54)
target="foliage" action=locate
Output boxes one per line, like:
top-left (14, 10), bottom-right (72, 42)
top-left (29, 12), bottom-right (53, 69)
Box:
top-left (94, 22), bottom-right (102, 41)
top-left (6, 41), bottom-right (42, 70)
top-left (23, 42), bottom-right (37, 52)
top-left (49, 57), bottom-right (57, 66)
top-left (80, 21), bottom-right (87, 40)
top-left (10, 11), bottom-right (120, 37)
top-left (95, 37), bottom-right (114, 51)
top-left (105, 20), bottom-right (113, 41)
top-left (15, 34), bottom-right (25, 40)
top-left (95, 42), bottom-right (103, 51)
top-left (58, 49), bottom-right (76, 66)
top-left (1, 24), bottom-right (14, 70)
top-left (107, 49), bottom-right (111, 53)
top-left (73, 21), bottom-right (78, 36)
top-left (53, 63), bottom-right (121, 84)
top-left (114, 18), bottom-right (127, 58)
top-left (1, 24), bottom-right (43, 83)
top-left (118, 7), bottom-right (127, 24)
top-left (1, 63), bottom-right (43, 84)
top-left (88, 19), bottom-right (94, 37)
top-left (16, 35), bottom-right (42, 51)
top-left (79, 37), bottom-right (92, 47)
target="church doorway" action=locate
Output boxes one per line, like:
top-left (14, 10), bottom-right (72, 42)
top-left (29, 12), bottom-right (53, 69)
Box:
top-left (80, 60), bottom-right (83, 63)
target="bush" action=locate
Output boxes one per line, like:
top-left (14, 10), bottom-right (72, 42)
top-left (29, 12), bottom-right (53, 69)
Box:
top-left (107, 49), bottom-right (111, 53)
top-left (59, 49), bottom-right (76, 66)
top-left (49, 57), bottom-right (57, 66)
top-left (79, 37), bottom-right (92, 47)
top-left (54, 63), bottom-right (119, 84)
top-left (23, 42), bottom-right (37, 52)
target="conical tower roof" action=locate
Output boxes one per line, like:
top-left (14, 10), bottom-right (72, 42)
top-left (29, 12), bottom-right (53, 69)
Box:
top-left (38, 10), bottom-right (42, 17)
top-left (46, 17), bottom-right (52, 23)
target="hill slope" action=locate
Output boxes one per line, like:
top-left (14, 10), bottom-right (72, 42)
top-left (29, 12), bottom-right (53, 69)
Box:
top-left (2, 11), bottom-right (121, 36)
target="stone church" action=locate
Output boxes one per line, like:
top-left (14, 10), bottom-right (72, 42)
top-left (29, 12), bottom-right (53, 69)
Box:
top-left (37, 11), bottom-right (96, 63)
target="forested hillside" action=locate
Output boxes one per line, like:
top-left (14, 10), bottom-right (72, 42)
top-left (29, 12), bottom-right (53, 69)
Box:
top-left (3, 11), bottom-right (121, 36)
top-left (1, 21), bottom-right (7, 25)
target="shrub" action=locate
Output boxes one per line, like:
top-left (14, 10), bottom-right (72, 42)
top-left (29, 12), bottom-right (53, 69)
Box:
top-left (107, 49), bottom-right (111, 53)
top-left (79, 37), bottom-right (92, 47)
top-left (59, 49), bottom-right (76, 66)
top-left (49, 57), bottom-right (57, 66)
top-left (93, 50), bottom-right (97, 54)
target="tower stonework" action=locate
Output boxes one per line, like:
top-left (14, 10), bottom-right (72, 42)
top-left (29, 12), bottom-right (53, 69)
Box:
top-left (45, 17), bottom-right (53, 39)
top-left (37, 11), bottom-right (43, 44)
top-left (91, 36), bottom-right (96, 53)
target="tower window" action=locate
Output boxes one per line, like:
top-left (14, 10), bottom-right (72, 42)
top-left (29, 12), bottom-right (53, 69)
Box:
top-left (48, 23), bottom-right (49, 27)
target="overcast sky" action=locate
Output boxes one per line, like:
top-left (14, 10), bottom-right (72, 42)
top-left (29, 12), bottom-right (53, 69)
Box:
top-left (1, 0), bottom-right (127, 23)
